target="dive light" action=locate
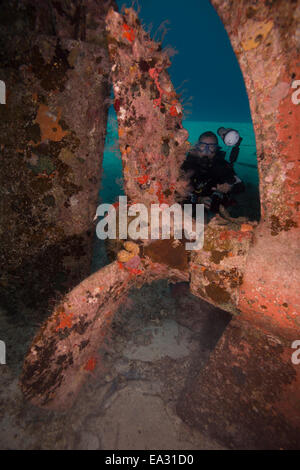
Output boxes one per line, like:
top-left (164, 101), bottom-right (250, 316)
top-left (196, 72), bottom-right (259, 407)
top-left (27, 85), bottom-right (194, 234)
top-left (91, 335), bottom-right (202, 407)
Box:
top-left (217, 127), bottom-right (241, 147)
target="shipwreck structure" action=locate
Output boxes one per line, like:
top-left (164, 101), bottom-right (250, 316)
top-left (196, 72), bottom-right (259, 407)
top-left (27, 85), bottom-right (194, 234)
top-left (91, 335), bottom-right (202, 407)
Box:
top-left (0, 0), bottom-right (299, 449)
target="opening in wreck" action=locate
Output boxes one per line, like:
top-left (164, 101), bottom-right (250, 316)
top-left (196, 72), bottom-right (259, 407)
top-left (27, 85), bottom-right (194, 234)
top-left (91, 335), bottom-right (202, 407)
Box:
top-left (87, 0), bottom-right (261, 416)
top-left (92, 0), bottom-right (261, 275)
top-left (86, 0), bottom-right (265, 384)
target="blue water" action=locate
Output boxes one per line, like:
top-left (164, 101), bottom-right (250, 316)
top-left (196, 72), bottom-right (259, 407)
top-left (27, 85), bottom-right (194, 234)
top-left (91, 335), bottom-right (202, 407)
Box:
top-left (116, 0), bottom-right (252, 123)
top-left (99, 107), bottom-right (125, 205)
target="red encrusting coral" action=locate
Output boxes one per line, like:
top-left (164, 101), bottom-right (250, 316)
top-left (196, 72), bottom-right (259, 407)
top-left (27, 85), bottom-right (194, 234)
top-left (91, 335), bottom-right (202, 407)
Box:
top-left (169, 103), bottom-right (181, 117)
top-left (122, 23), bottom-right (135, 43)
top-left (56, 311), bottom-right (73, 331)
top-left (136, 174), bottom-right (149, 185)
top-left (84, 356), bottom-right (97, 372)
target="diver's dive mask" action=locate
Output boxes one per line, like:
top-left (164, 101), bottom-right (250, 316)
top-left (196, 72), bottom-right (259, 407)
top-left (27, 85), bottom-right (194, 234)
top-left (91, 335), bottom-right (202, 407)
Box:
top-left (197, 142), bottom-right (218, 154)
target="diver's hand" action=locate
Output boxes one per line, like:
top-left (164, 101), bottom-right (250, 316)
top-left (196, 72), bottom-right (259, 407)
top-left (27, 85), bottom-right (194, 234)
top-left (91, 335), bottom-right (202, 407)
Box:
top-left (200, 196), bottom-right (212, 210)
top-left (212, 183), bottom-right (232, 194)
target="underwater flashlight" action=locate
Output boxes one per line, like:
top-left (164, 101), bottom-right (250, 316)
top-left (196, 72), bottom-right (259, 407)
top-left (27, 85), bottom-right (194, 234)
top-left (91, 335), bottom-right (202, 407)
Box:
top-left (217, 127), bottom-right (240, 146)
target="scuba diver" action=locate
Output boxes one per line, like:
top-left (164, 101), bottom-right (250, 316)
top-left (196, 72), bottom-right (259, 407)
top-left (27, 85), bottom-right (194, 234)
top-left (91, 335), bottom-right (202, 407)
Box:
top-left (181, 129), bottom-right (245, 218)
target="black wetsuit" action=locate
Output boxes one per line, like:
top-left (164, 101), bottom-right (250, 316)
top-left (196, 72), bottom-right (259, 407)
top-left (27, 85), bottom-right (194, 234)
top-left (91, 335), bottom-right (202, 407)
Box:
top-left (181, 148), bottom-right (245, 213)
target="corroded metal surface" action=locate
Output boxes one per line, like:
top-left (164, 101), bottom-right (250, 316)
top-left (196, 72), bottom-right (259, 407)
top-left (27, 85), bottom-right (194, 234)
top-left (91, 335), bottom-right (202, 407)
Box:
top-left (177, 319), bottom-right (300, 449)
top-left (20, 257), bottom-right (188, 410)
top-left (190, 218), bottom-right (255, 315)
top-left (0, 0), bottom-right (115, 316)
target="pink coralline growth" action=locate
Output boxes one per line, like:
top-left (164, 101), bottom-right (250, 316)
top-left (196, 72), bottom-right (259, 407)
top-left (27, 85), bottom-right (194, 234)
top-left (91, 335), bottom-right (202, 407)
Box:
top-left (124, 255), bottom-right (141, 270)
top-left (117, 260), bottom-right (126, 270)
top-left (105, 7), bottom-right (191, 207)
top-left (155, 181), bottom-right (169, 204)
top-left (149, 67), bottom-right (182, 117)
top-left (148, 67), bottom-right (160, 81)
top-left (119, 256), bottom-right (143, 276)
top-left (149, 67), bottom-right (166, 109)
